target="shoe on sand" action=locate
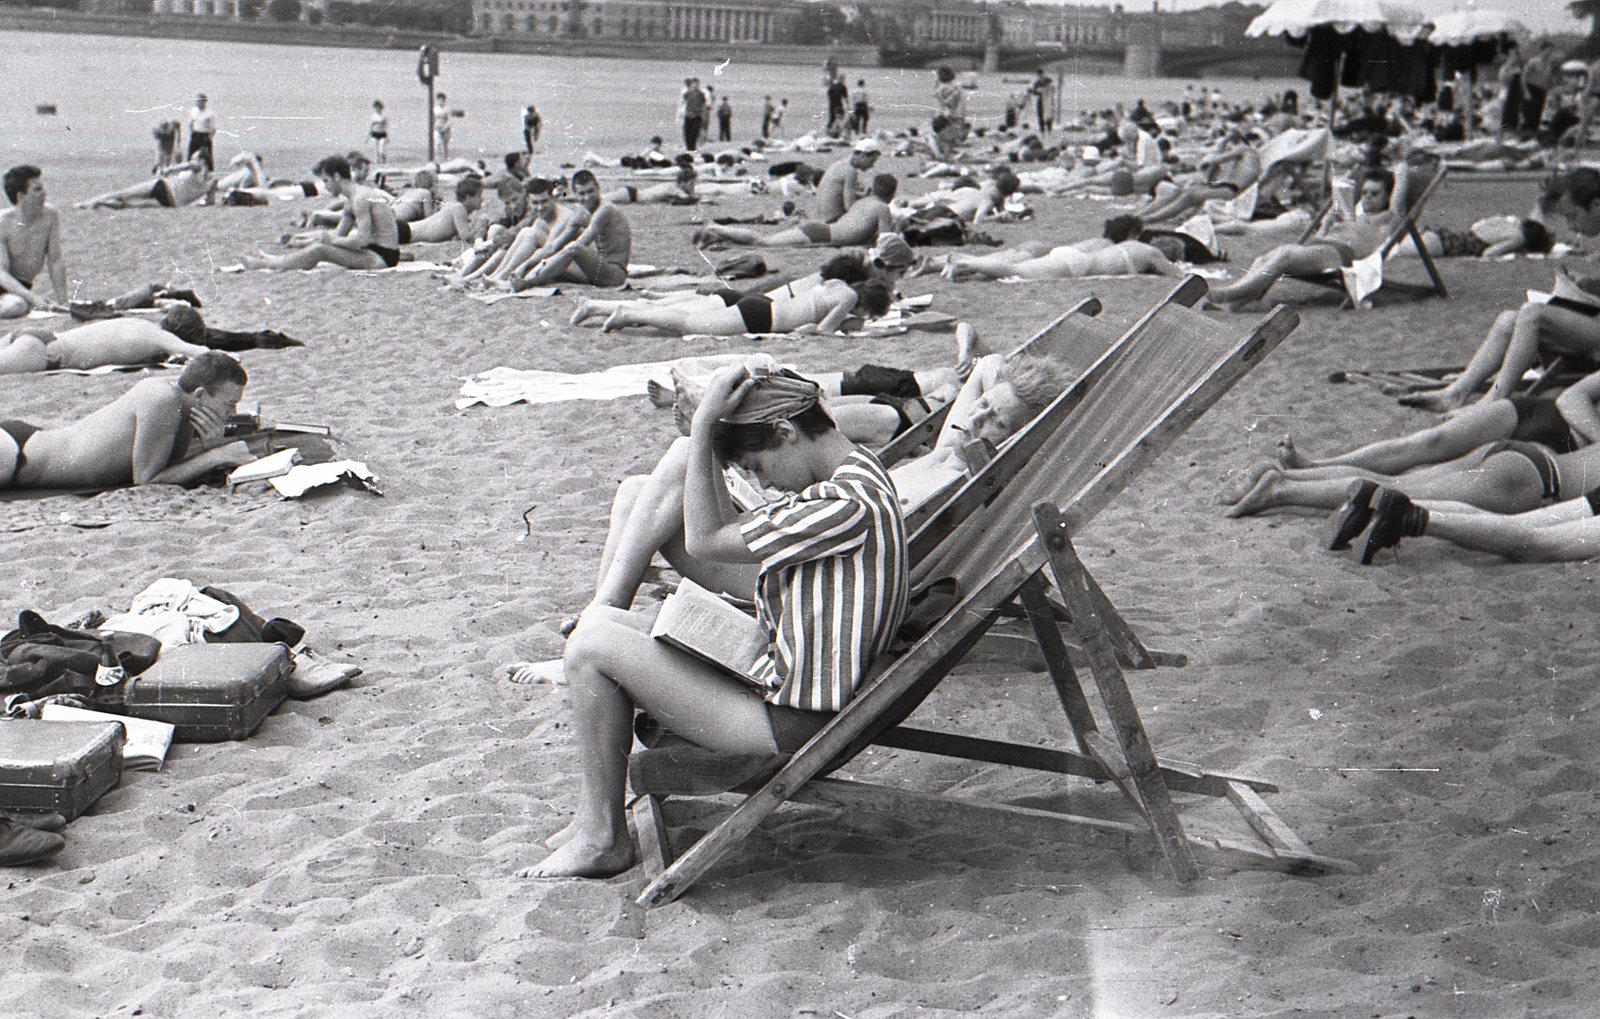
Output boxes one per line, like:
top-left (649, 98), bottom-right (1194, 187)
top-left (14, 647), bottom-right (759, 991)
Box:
top-left (0, 817), bottom-right (66, 866)
top-left (286, 647), bottom-right (361, 699)
top-left (1326, 479), bottom-right (1379, 551)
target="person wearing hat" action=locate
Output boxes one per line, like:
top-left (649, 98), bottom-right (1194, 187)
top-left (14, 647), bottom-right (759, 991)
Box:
top-left (186, 93), bottom-right (216, 172)
top-left (813, 139), bottom-right (881, 223)
top-left (525, 366), bottom-right (908, 879)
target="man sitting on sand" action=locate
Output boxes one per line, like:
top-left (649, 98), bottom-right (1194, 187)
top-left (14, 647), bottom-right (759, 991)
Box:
top-left (1, 165), bottom-right (68, 320)
top-left (694, 173), bottom-right (898, 250)
top-left (396, 176), bottom-right (482, 244)
top-left (815, 139), bottom-right (882, 223)
top-left (455, 177), bottom-right (580, 286)
top-left (2, 351), bottom-right (254, 490)
top-left (518, 169), bottom-right (631, 289)
top-left (522, 366), bottom-right (909, 878)
top-left (242, 155), bottom-right (401, 271)
top-left (78, 158), bottom-right (214, 210)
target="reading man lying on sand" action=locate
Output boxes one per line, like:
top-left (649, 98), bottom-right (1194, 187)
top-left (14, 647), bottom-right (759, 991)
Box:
top-left (242, 155), bottom-right (401, 271)
top-left (524, 367), bottom-right (908, 879)
top-left (1, 351), bottom-right (254, 490)
top-left (1, 165), bottom-right (68, 320)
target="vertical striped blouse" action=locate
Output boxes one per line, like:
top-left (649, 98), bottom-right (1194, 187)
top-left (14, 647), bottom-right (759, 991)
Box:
top-left (740, 448), bottom-right (909, 713)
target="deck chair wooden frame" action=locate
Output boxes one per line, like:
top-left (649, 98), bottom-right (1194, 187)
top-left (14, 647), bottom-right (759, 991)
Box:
top-left (629, 282), bottom-right (1356, 907)
top-left (1278, 164), bottom-right (1449, 309)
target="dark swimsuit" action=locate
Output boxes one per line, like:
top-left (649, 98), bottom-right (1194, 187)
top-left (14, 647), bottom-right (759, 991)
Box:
top-left (1, 419), bottom-right (42, 485)
top-left (152, 179), bottom-right (176, 208)
top-left (1433, 227), bottom-right (1489, 258)
top-left (705, 286), bottom-right (775, 332)
top-left (395, 221), bottom-right (412, 244)
top-left (1509, 396), bottom-right (1580, 454)
top-left (365, 244), bottom-right (401, 268)
top-left (1483, 439), bottom-right (1562, 501)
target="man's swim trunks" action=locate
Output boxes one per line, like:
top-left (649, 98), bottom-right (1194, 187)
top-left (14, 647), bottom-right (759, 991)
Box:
top-left (395, 221), bottom-right (412, 244)
top-left (797, 221), bottom-right (833, 244)
top-left (1, 419), bottom-right (41, 484)
top-left (1483, 439), bottom-right (1562, 501)
top-left (623, 185), bottom-right (638, 203)
top-left (590, 261), bottom-right (628, 289)
top-left (365, 244), bottom-right (401, 269)
top-left (152, 179), bottom-right (176, 208)
top-left (1433, 227), bottom-right (1489, 258)
top-left (1509, 396), bottom-right (1580, 454)
top-left (735, 294), bottom-right (774, 334)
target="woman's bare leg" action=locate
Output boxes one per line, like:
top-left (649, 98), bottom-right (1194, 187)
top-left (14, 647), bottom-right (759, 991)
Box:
top-left (1278, 400), bottom-right (1520, 474)
top-left (1485, 304), bottom-right (1600, 401)
top-left (1228, 451), bottom-right (1549, 517)
top-left (521, 607), bottom-right (779, 878)
top-left (1403, 310), bottom-right (1519, 410)
top-left (242, 244), bottom-right (384, 271)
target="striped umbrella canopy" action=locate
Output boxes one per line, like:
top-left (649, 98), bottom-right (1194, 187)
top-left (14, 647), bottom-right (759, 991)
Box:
top-left (1245, 0), bottom-right (1432, 44)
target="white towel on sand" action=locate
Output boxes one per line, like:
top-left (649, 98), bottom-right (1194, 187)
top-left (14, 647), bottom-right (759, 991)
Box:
top-left (456, 352), bottom-right (779, 410)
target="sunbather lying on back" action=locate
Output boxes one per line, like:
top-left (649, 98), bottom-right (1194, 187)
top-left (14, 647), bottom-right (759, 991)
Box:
top-left (0, 316), bottom-right (208, 374)
top-left (603, 166), bottom-right (700, 206)
top-left (693, 173), bottom-right (898, 250)
top-left (1, 350), bottom-right (254, 490)
top-left (77, 160), bottom-right (214, 210)
top-left (1133, 130), bottom-right (1264, 225)
top-left (590, 277), bottom-right (892, 336)
top-left (939, 238), bottom-right (1182, 281)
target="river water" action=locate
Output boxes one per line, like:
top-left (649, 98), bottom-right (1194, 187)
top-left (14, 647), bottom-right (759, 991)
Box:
top-left (4, 27), bottom-right (1297, 194)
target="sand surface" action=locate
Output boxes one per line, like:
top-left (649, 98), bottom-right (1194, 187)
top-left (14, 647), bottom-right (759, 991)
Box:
top-left (3, 159), bottom-right (1598, 1018)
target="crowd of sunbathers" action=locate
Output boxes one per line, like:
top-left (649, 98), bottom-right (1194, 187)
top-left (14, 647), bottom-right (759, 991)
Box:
top-left (13, 57), bottom-right (1600, 877)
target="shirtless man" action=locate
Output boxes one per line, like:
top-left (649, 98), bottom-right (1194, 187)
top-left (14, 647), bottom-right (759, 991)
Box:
top-left (467, 177), bottom-right (585, 285)
top-left (397, 176), bottom-right (482, 244)
top-left (941, 237), bottom-right (1183, 281)
top-left (1, 351), bottom-right (253, 490)
top-left (77, 159), bottom-right (214, 210)
top-left (242, 155), bottom-right (401, 271)
top-left (1206, 163), bottom-right (1413, 308)
top-left (1134, 130), bottom-right (1263, 225)
top-left (0, 315), bottom-right (209, 374)
top-left (603, 165), bottom-right (699, 206)
top-left (1, 166), bottom-right (67, 320)
top-left (815, 139), bottom-right (881, 223)
top-left (694, 173), bottom-right (898, 249)
top-left (520, 169), bottom-right (631, 289)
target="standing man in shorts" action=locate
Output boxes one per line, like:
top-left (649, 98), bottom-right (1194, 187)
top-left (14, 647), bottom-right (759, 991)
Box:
top-left (1, 165), bottom-right (68, 320)
top-left (522, 169), bottom-right (631, 289)
top-left (187, 93), bottom-right (217, 172)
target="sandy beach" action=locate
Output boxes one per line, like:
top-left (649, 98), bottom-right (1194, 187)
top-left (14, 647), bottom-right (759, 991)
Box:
top-left (3, 133), bottom-right (1599, 1018)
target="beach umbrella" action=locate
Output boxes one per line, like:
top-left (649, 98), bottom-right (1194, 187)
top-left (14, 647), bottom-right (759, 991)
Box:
top-left (1246, 0), bottom-right (1434, 105)
top-left (1427, 9), bottom-right (1529, 47)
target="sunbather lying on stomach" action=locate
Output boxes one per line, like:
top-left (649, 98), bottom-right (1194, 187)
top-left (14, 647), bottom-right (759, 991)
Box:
top-left (1205, 163), bottom-right (1412, 309)
top-left (1, 351), bottom-right (253, 490)
top-left (1393, 215), bottom-right (1552, 260)
top-left (1343, 483), bottom-right (1600, 563)
top-left (939, 238), bottom-right (1182, 281)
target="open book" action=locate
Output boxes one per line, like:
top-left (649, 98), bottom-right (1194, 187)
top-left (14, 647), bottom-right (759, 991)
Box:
top-left (227, 447), bottom-right (302, 488)
top-left (39, 704), bottom-right (175, 772)
top-left (650, 578), bottom-right (771, 688)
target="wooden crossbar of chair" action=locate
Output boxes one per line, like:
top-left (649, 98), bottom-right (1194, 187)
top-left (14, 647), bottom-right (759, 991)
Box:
top-left (629, 281), bottom-right (1355, 907)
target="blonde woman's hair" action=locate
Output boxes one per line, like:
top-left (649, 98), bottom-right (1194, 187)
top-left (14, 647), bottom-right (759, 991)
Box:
top-left (999, 354), bottom-right (1081, 416)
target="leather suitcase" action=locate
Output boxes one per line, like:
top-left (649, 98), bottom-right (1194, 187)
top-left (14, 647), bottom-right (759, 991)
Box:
top-left (0, 719), bottom-right (125, 820)
top-left (119, 642), bottom-right (292, 742)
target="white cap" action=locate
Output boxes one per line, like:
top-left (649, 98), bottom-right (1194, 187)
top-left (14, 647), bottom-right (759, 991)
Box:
top-left (853, 138), bottom-right (882, 154)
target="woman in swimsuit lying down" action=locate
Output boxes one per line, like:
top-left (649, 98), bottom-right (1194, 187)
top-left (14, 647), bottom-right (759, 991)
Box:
top-left (585, 277), bottom-right (892, 336)
top-left (505, 340), bottom-right (1079, 680)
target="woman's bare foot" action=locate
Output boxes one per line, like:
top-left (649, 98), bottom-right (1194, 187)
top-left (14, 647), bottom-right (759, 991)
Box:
top-left (1225, 467), bottom-right (1286, 517)
top-left (240, 253), bottom-right (270, 270)
top-left (505, 659), bottom-right (566, 685)
top-left (571, 300), bottom-right (601, 326)
top-left (1276, 434), bottom-right (1312, 469)
top-left (940, 260), bottom-right (963, 281)
top-left (1218, 458), bottom-right (1279, 504)
top-left (601, 309), bottom-right (628, 333)
top-left (517, 831), bottom-right (636, 879)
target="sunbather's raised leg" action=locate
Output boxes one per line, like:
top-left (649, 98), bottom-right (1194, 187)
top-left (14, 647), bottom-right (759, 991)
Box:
top-left (1401, 309), bottom-right (1518, 410)
top-left (1206, 244), bottom-right (1344, 308)
top-left (1278, 399), bottom-right (1521, 474)
top-left (1486, 304), bottom-right (1600, 401)
top-left (520, 606), bottom-right (779, 879)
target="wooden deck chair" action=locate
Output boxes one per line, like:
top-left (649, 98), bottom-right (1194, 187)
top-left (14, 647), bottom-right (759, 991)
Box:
top-left (1274, 163), bottom-right (1449, 309)
top-left (630, 279), bottom-right (1356, 907)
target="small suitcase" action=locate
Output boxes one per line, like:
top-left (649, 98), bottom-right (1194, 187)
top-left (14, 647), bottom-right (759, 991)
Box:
top-left (119, 642), bottom-right (292, 743)
top-left (0, 719), bottom-right (125, 820)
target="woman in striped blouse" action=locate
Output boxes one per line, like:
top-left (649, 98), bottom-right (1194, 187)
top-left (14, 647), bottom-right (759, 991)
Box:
top-left (525, 368), bottom-right (909, 880)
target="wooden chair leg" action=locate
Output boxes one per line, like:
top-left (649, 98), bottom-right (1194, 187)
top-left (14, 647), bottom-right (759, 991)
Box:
top-left (1033, 503), bottom-right (1200, 881)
